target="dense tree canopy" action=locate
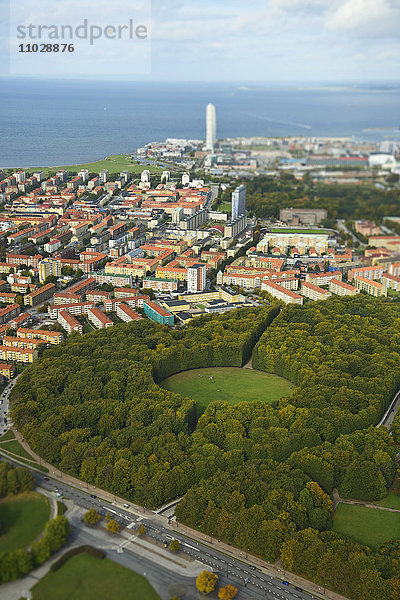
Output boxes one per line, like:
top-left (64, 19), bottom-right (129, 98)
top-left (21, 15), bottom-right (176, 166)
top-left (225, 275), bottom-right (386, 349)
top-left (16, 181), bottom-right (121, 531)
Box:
top-left (9, 297), bottom-right (400, 599)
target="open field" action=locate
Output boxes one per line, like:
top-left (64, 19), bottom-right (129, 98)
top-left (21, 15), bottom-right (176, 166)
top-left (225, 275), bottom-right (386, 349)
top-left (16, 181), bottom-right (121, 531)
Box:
top-left (32, 554), bottom-right (161, 600)
top-left (0, 492), bottom-right (50, 553)
top-left (217, 201), bottom-right (232, 214)
top-left (332, 503), bottom-right (400, 550)
top-left (22, 155), bottom-right (166, 177)
top-left (160, 366), bottom-right (294, 415)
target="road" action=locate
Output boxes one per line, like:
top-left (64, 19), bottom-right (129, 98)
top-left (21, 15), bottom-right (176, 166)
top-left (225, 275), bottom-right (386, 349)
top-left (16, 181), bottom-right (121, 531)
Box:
top-left (0, 377), bottom-right (19, 436)
top-left (29, 474), bottom-right (318, 600)
top-left (336, 219), bottom-right (360, 245)
top-left (377, 388), bottom-right (400, 429)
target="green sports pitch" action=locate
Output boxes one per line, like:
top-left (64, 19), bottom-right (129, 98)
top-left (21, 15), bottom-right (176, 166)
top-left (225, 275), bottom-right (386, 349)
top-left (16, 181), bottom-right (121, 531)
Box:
top-left (160, 366), bottom-right (294, 415)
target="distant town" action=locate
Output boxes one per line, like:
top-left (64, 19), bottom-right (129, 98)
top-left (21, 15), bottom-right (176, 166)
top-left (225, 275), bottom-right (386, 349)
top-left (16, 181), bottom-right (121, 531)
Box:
top-left (0, 103), bottom-right (398, 378)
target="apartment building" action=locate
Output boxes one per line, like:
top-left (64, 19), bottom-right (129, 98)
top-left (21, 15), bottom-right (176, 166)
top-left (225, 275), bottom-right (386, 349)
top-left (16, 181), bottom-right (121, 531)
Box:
top-left (354, 276), bottom-right (387, 297)
top-left (86, 290), bottom-right (112, 303)
top-left (0, 304), bottom-right (20, 324)
top-left (38, 258), bottom-right (62, 283)
top-left (0, 345), bottom-right (37, 363)
top-left (17, 328), bottom-right (63, 345)
top-left (0, 293), bottom-right (17, 305)
top-left (92, 271), bottom-right (132, 287)
top-left (24, 283), bottom-right (56, 307)
top-left (382, 273), bottom-right (400, 291)
top-left (300, 281), bottom-right (332, 301)
top-left (114, 287), bottom-right (139, 298)
top-left (262, 280), bottom-right (304, 305)
top-left (388, 263), bottom-right (400, 277)
top-left (115, 303), bottom-right (143, 323)
top-left (155, 266), bottom-right (187, 281)
top-left (103, 295), bottom-right (149, 312)
top-left (305, 271), bottom-right (342, 286)
top-left (87, 307), bottom-right (113, 329)
top-left (142, 277), bottom-right (178, 292)
top-left (187, 264), bottom-right (206, 293)
top-left (348, 266), bottom-right (384, 282)
top-left (0, 363), bottom-right (15, 379)
top-left (53, 292), bottom-right (81, 305)
top-left (49, 301), bottom-right (95, 319)
top-left (9, 313), bottom-right (30, 329)
top-left (57, 310), bottom-right (83, 335)
top-left (143, 301), bottom-right (174, 325)
top-left (3, 336), bottom-right (44, 350)
top-left (329, 279), bottom-right (360, 296)
top-left (68, 277), bottom-right (97, 297)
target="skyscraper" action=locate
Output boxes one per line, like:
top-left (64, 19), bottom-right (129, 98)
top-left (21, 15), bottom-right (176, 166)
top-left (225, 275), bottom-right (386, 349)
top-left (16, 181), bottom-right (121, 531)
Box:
top-left (187, 264), bottom-right (206, 293)
top-left (231, 185), bottom-right (246, 220)
top-left (206, 103), bottom-right (216, 152)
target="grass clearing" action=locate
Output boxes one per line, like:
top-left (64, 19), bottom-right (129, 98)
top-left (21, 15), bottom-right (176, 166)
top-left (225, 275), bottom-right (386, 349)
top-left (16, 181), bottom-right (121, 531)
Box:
top-left (160, 366), bottom-right (294, 416)
top-left (0, 492), bottom-right (50, 553)
top-left (332, 502), bottom-right (400, 550)
top-left (32, 553), bottom-right (161, 600)
top-left (374, 491), bottom-right (400, 510)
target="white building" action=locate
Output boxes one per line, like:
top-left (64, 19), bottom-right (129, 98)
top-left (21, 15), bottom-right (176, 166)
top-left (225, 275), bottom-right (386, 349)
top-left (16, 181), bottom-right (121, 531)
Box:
top-left (206, 103), bottom-right (216, 152)
top-left (182, 172), bottom-right (190, 186)
top-left (187, 264), bottom-right (206, 293)
top-left (161, 171), bottom-right (170, 183)
top-left (231, 185), bottom-right (246, 220)
top-left (99, 169), bottom-right (109, 184)
top-left (141, 170), bottom-right (151, 183)
top-left (78, 169), bottom-right (89, 183)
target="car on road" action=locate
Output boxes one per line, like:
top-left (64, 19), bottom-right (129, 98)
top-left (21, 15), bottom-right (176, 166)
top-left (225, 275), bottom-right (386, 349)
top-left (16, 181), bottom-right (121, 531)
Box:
top-left (90, 494), bottom-right (97, 499)
top-left (55, 492), bottom-right (62, 497)
top-left (282, 580), bottom-right (289, 585)
top-left (123, 503), bottom-right (129, 508)
top-left (295, 587), bottom-right (303, 592)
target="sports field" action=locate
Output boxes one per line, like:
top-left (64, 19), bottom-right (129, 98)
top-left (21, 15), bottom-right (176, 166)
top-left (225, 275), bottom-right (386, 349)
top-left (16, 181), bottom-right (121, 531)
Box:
top-left (0, 492), bottom-right (50, 553)
top-left (160, 367), bottom-right (294, 415)
top-left (332, 503), bottom-right (400, 550)
top-left (32, 554), bottom-right (161, 600)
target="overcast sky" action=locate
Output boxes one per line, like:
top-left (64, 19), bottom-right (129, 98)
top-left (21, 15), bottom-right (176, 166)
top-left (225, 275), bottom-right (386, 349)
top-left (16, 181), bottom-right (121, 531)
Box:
top-left (2, 0), bottom-right (400, 80)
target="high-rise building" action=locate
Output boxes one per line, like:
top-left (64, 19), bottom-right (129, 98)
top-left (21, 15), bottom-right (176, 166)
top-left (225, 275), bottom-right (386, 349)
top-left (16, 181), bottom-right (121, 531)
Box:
top-left (231, 185), bottom-right (246, 220)
top-left (206, 103), bottom-right (216, 152)
top-left (187, 264), bottom-right (206, 293)
top-left (38, 258), bottom-right (61, 284)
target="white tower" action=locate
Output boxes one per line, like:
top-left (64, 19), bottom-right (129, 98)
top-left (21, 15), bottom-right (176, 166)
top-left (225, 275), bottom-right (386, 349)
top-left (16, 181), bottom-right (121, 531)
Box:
top-left (206, 103), bottom-right (216, 152)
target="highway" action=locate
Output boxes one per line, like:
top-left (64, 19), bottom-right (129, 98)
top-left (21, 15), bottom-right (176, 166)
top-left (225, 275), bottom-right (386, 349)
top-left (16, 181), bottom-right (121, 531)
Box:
top-left (30, 473), bottom-right (319, 600)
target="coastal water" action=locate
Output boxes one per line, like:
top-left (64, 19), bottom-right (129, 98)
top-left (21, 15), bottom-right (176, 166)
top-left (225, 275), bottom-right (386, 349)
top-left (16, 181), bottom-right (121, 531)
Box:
top-left (0, 79), bottom-right (399, 168)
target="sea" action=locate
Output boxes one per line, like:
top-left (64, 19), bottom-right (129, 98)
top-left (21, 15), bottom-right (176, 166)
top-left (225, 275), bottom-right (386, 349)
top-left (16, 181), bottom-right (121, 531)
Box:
top-left (1, 78), bottom-right (400, 168)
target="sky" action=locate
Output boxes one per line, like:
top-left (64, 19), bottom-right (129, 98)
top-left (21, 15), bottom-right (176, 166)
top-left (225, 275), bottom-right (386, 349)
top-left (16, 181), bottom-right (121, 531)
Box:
top-left (1, 0), bottom-right (400, 80)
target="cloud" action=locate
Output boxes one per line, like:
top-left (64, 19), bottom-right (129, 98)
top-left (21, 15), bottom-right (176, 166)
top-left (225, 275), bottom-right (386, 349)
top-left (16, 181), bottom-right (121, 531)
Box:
top-left (325, 0), bottom-right (400, 36)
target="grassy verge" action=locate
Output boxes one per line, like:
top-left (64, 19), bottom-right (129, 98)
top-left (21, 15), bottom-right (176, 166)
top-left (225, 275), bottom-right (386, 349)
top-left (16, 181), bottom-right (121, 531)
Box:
top-left (332, 502), bottom-right (400, 550)
top-left (32, 554), bottom-right (161, 600)
top-left (0, 430), bottom-right (16, 442)
top-left (0, 447), bottom-right (49, 472)
top-left (0, 439), bottom-right (36, 460)
top-left (0, 492), bottom-right (50, 553)
top-left (373, 491), bottom-right (400, 510)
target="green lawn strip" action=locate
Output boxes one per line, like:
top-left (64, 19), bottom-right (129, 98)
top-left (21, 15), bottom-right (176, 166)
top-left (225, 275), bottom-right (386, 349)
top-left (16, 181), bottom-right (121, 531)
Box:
top-left (373, 491), bottom-right (400, 510)
top-left (32, 554), bottom-right (161, 600)
top-left (23, 155), bottom-right (167, 177)
top-left (269, 228), bottom-right (328, 235)
top-left (0, 448), bottom-right (49, 472)
top-left (0, 430), bottom-right (16, 441)
top-left (0, 492), bottom-right (50, 553)
top-left (332, 502), bottom-right (400, 550)
top-left (82, 321), bottom-right (96, 334)
top-left (160, 366), bottom-right (294, 416)
top-left (0, 439), bottom-right (36, 460)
